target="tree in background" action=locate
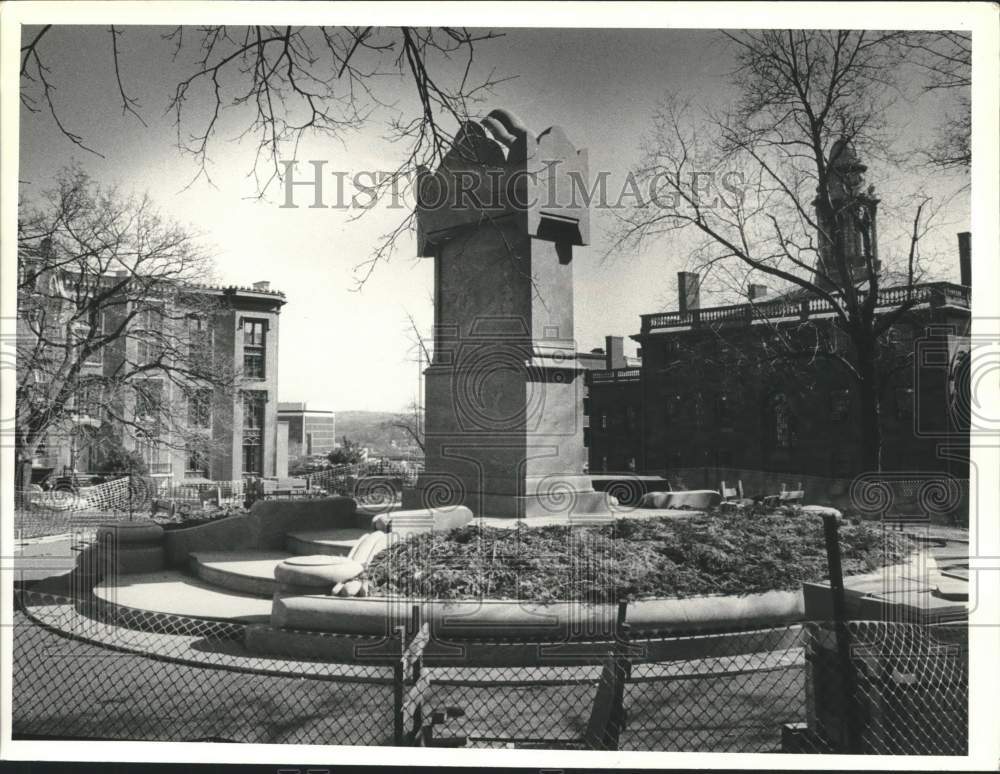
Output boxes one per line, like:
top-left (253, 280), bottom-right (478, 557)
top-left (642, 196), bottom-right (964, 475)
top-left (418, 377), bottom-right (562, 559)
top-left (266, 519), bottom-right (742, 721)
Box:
top-left (16, 165), bottom-right (238, 500)
top-left (613, 31), bottom-right (970, 472)
top-left (328, 436), bottom-right (366, 466)
top-left (19, 25), bottom-right (507, 286)
top-left (903, 31), bottom-right (972, 173)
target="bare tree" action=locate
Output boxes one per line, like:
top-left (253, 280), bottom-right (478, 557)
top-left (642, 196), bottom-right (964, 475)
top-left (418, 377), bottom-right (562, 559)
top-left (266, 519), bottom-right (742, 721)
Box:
top-left (381, 309), bottom-right (431, 453)
top-left (902, 31), bottom-right (971, 172)
top-left (384, 400), bottom-right (426, 454)
top-left (613, 31), bottom-right (969, 472)
top-left (20, 25), bottom-right (508, 285)
top-left (16, 165), bottom-right (239, 497)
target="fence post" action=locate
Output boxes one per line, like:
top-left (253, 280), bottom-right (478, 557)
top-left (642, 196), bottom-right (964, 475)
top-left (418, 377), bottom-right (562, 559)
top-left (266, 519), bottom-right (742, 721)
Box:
top-left (822, 513), bottom-right (862, 753)
top-left (392, 623), bottom-right (407, 745)
top-left (609, 600), bottom-right (631, 751)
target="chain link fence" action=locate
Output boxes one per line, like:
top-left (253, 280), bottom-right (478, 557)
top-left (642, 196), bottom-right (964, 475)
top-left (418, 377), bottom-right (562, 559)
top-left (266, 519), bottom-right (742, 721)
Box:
top-left (12, 586), bottom-right (967, 752)
top-left (13, 588), bottom-right (394, 745)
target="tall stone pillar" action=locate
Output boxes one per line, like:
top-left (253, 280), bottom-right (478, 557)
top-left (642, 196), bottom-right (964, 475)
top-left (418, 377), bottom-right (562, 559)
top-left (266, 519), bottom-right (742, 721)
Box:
top-left (404, 109), bottom-right (610, 519)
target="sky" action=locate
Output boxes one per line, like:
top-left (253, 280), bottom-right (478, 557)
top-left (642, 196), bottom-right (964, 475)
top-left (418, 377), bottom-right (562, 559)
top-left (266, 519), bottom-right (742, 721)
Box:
top-left (18, 25), bottom-right (970, 413)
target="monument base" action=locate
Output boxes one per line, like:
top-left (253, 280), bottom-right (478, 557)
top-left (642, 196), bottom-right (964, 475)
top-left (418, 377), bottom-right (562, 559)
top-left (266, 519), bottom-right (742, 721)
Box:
top-left (403, 474), bottom-right (612, 520)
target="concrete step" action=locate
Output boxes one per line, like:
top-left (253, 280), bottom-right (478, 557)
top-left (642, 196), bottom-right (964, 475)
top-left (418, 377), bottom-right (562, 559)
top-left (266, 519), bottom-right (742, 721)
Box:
top-left (285, 528), bottom-right (370, 557)
top-left (189, 550), bottom-right (291, 597)
top-left (94, 569), bottom-right (273, 622)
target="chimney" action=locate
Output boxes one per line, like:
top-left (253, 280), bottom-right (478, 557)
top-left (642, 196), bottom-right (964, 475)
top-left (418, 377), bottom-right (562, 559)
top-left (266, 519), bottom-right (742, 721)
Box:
top-left (957, 232), bottom-right (971, 287)
top-left (253, 280), bottom-right (271, 292)
top-left (605, 335), bottom-right (626, 370)
top-left (748, 283), bottom-right (769, 301)
top-left (677, 271), bottom-right (700, 315)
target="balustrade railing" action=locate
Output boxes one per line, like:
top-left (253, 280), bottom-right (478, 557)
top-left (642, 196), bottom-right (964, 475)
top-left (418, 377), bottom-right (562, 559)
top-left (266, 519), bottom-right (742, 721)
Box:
top-left (589, 368), bottom-right (642, 384)
top-left (641, 282), bottom-right (969, 333)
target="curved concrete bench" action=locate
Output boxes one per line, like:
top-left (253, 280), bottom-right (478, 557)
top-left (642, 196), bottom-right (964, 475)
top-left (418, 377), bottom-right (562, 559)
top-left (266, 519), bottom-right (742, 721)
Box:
top-left (271, 588), bottom-right (806, 640)
top-left (163, 496), bottom-right (361, 567)
top-left (274, 556), bottom-right (364, 594)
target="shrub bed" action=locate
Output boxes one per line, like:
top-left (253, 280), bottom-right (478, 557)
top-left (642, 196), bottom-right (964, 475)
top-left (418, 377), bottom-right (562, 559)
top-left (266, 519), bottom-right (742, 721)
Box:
top-left (366, 513), bottom-right (913, 602)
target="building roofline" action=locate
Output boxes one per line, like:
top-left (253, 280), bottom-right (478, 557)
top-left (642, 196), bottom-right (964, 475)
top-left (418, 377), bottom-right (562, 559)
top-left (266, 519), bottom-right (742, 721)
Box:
top-left (638, 280), bottom-right (969, 337)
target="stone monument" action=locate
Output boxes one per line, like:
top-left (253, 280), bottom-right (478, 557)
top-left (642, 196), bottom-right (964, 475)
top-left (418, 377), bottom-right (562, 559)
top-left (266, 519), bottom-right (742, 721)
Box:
top-left (403, 109), bottom-right (611, 519)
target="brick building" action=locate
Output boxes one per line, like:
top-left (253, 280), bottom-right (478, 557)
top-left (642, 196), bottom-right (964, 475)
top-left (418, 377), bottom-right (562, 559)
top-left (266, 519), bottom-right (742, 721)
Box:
top-left (585, 139), bottom-right (971, 487)
top-left (587, 244), bottom-right (971, 489)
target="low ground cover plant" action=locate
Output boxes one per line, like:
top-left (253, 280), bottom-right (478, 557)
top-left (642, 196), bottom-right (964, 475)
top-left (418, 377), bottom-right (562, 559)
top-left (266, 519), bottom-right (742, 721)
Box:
top-left (367, 512), bottom-right (913, 602)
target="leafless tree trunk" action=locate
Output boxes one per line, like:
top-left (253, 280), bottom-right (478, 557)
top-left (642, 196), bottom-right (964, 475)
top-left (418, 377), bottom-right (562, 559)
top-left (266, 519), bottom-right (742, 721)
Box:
top-left (612, 31), bottom-right (967, 473)
top-left (16, 165), bottom-right (238, 497)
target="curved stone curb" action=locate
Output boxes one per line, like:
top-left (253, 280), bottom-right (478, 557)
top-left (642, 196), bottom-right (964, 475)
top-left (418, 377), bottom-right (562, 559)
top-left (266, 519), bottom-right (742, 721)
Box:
top-left (271, 588), bottom-right (807, 640)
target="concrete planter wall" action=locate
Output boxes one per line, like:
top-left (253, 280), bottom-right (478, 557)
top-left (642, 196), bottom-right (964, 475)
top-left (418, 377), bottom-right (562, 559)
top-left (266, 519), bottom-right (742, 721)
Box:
top-left (162, 496), bottom-right (360, 567)
top-left (271, 587), bottom-right (806, 641)
top-left (245, 618), bottom-right (804, 667)
top-left (74, 519), bottom-right (166, 584)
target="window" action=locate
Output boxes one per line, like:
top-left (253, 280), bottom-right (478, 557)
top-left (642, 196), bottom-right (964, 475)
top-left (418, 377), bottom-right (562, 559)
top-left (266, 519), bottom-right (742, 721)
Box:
top-left (767, 392), bottom-right (794, 449)
top-left (135, 306), bottom-right (164, 364)
top-left (583, 426), bottom-right (591, 447)
top-left (830, 389), bottom-right (851, 423)
top-left (187, 387), bottom-right (212, 429)
top-left (243, 319), bottom-right (267, 379)
top-left (75, 378), bottom-right (103, 418)
top-left (692, 392), bottom-right (705, 428)
top-left (242, 390), bottom-right (267, 476)
top-left (600, 412), bottom-right (608, 431)
top-left (888, 323), bottom-right (915, 352)
top-left (136, 432), bottom-right (170, 475)
top-left (134, 379), bottom-right (163, 424)
top-left (715, 393), bottom-right (731, 427)
top-left (187, 315), bottom-right (213, 362)
top-left (625, 405), bottom-right (637, 433)
top-left (72, 317), bottom-right (104, 367)
top-left (665, 393), bottom-right (682, 423)
top-left (186, 444), bottom-right (210, 478)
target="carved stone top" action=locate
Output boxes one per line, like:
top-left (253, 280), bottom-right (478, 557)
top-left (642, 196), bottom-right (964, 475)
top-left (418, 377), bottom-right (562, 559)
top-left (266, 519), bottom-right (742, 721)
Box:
top-left (416, 109), bottom-right (590, 255)
top-left (827, 136), bottom-right (876, 203)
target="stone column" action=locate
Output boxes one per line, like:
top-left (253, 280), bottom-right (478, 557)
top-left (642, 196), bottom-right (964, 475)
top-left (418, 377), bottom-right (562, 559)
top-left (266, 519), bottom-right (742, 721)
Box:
top-left (404, 109), bottom-right (610, 519)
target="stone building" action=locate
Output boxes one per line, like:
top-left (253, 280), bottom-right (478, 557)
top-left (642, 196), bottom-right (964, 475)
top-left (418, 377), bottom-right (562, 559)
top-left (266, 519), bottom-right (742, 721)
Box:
top-left (23, 279), bottom-right (288, 483)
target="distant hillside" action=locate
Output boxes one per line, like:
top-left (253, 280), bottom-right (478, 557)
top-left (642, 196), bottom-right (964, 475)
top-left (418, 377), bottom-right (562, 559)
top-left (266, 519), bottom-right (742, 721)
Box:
top-left (334, 410), bottom-right (422, 457)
